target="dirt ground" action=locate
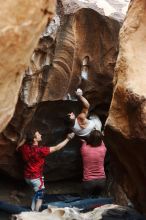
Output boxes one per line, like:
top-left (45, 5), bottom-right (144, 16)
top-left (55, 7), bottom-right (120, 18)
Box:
top-left (0, 175), bottom-right (81, 219)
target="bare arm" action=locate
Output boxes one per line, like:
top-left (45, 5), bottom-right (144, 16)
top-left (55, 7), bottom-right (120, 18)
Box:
top-left (78, 95), bottom-right (90, 110)
top-left (76, 89), bottom-right (90, 116)
top-left (50, 133), bottom-right (75, 153)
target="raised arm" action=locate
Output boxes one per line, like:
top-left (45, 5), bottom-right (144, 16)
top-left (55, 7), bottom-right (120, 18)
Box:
top-left (50, 133), bottom-right (75, 153)
top-left (76, 89), bottom-right (90, 116)
top-left (78, 95), bottom-right (90, 109)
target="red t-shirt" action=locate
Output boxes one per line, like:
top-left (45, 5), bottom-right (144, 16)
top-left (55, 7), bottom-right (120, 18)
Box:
top-left (19, 144), bottom-right (50, 179)
top-left (80, 141), bottom-right (106, 181)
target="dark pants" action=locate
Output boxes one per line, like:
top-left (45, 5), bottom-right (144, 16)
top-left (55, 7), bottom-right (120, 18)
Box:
top-left (82, 178), bottom-right (106, 197)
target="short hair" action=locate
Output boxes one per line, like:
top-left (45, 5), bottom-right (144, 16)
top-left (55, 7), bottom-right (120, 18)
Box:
top-left (65, 114), bottom-right (75, 128)
top-left (87, 130), bottom-right (102, 147)
top-left (25, 130), bottom-right (38, 145)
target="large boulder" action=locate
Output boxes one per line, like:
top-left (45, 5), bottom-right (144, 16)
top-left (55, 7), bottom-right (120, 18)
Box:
top-left (0, 0), bottom-right (56, 132)
top-left (61, 0), bottom-right (130, 22)
top-left (0, 100), bottom-right (83, 180)
top-left (105, 0), bottom-right (146, 214)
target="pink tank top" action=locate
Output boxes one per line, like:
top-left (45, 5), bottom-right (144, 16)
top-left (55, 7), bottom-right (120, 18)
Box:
top-left (80, 141), bottom-right (106, 181)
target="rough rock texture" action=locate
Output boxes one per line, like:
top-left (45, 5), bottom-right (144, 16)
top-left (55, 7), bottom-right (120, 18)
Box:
top-left (71, 8), bottom-right (120, 121)
top-left (31, 101), bottom-right (83, 181)
top-left (61, 0), bottom-right (130, 22)
top-left (20, 15), bottom-right (60, 106)
top-left (39, 8), bottom-right (120, 119)
top-left (105, 0), bottom-right (146, 215)
top-left (0, 0), bottom-right (56, 132)
top-left (0, 7), bottom-right (120, 181)
top-left (1, 100), bottom-right (83, 180)
top-left (13, 204), bottom-right (145, 220)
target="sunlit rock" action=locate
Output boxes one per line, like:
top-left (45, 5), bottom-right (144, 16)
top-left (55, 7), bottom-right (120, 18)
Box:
top-left (105, 0), bottom-right (146, 214)
top-left (0, 0), bottom-right (56, 132)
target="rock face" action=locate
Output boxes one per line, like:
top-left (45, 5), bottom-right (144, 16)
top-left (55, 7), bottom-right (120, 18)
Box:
top-left (29, 101), bottom-right (83, 181)
top-left (1, 0), bottom-right (146, 216)
top-left (71, 8), bottom-right (120, 122)
top-left (0, 5), bottom-right (121, 181)
top-left (105, 0), bottom-right (146, 214)
top-left (1, 100), bottom-right (83, 180)
top-left (25, 8), bottom-right (120, 117)
top-left (0, 0), bottom-right (56, 132)
top-left (61, 0), bottom-right (130, 22)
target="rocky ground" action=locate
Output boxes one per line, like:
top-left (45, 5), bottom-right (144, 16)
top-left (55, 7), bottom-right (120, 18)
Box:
top-left (0, 175), bottom-right (81, 219)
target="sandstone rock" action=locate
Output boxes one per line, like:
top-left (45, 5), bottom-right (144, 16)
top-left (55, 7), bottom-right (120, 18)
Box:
top-left (41, 8), bottom-right (120, 123)
top-left (19, 7), bottom-right (120, 110)
top-left (71, 8), bottom-right (120, 122)
top-left (61, 0), bottom-right (130, 22)
top-left (20, 15), bottom-right (60, 106)
top-left (0, 0), bottom-right (56, 132)
top-left (105, 0), bottom-right (146, 214)
top-left (27, 100), bottom-right (83, 181)
top-left (0, 7), bottom-right (120, 181)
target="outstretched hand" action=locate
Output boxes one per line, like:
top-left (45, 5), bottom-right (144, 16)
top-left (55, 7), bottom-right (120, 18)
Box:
top-left (67, 132), bottom-right (75, 140)
top-left (75, 88), bottom-right (83, 96)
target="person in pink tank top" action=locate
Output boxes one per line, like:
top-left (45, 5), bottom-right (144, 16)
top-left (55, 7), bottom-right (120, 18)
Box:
top-left (80, 130), bottom-right (106, 197)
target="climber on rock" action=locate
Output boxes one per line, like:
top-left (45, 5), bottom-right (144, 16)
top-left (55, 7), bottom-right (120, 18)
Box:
top-left (17, 130), bottom-right (74, 212)
top-left (66, 88), bottom-right (102, 139)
